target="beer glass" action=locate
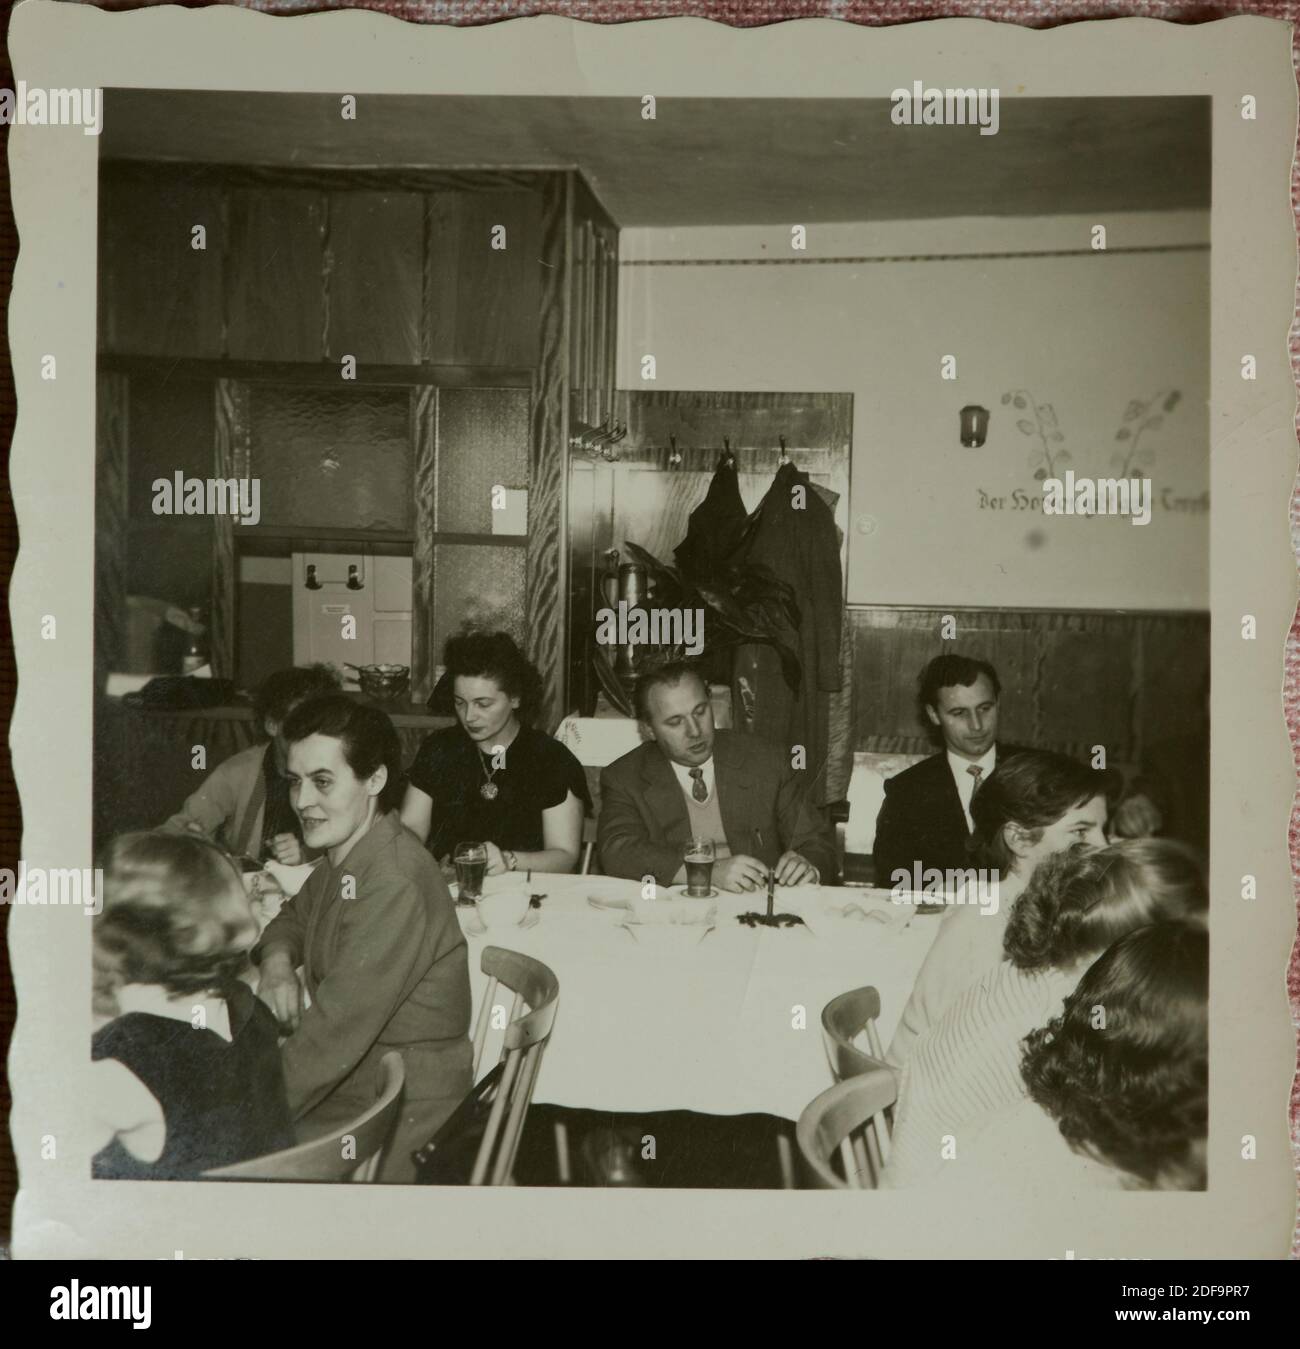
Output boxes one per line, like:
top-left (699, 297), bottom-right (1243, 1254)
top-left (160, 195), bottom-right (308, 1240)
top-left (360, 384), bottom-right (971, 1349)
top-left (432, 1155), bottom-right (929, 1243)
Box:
top-left (683, 839), bottom-right (716, 897)
top-left (453, 842), bottom-right (488, 904)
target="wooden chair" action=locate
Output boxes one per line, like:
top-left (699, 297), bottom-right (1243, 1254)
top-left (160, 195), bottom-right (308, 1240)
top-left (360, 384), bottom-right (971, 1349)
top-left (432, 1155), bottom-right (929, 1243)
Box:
top-left (820, 986), bottom-right (895, 1173)
top-left (821, 985), bottom-right (888, 1080)
top-left (204, 1051), bottom-right (405, 1183)
top-left (468, 946), bottom-right (561, 1185)
top-left (796, 1069), bottom-right (899, 1190)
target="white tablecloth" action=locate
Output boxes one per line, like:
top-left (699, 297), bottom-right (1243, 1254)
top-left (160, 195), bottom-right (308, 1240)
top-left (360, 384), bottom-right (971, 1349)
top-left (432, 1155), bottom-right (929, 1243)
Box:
top-left (461, 874), bottom-right (941, 1120)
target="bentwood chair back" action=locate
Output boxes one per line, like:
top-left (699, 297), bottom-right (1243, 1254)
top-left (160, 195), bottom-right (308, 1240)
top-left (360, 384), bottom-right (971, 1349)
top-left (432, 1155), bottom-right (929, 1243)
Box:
top-left (796, 1069), bottom-right (899, 1190)
top-left (468, 946), bottom-right (561, 1185)
top-left (821, 985), bottom-right (888, 1080)
top-left (820, 986), bottom-right (894, 1171)
top-left (204, 1051), bottom-right (405, 1183)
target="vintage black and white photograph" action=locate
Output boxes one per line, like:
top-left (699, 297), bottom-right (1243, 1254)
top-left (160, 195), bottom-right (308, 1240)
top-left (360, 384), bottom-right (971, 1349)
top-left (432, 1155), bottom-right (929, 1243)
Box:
top-left (7, 5), bottom-right (1296, 1262)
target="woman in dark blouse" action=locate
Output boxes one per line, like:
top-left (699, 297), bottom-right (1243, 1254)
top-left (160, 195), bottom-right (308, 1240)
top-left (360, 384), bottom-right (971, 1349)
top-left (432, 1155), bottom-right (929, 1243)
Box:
top-left (90, 831), bottom-right (294, 1179)
top-left (401, 631), bottom-right (590, 875)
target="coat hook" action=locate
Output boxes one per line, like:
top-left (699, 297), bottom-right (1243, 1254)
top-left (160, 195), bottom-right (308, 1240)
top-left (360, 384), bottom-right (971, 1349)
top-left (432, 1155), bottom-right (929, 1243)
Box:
top-left (778, 435), bottom-right (789, 466)
top-left (668, 434), bottom-right (682, 469)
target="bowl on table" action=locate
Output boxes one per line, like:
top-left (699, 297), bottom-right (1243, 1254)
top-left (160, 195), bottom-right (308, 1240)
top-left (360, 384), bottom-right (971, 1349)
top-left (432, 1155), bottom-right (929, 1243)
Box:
top-left (617, 894), bottom-right (716, 948)
top-left (355, 663), bottom-right (410, 702)
top-left (475, 888), bottom-right (533, 930)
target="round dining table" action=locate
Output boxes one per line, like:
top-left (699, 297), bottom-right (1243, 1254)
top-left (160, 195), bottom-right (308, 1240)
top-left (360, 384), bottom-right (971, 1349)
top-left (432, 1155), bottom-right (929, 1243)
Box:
top-left (457, 873), bottom-right (944, 1122)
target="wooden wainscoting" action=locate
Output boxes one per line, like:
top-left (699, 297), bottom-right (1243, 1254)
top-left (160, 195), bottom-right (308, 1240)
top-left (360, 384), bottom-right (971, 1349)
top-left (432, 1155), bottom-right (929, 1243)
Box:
top-left (847, 606), bottom-right (1210, 763)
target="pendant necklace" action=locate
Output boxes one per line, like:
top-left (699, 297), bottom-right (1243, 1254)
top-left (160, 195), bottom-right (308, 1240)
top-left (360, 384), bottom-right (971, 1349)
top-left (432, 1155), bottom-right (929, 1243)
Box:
top-left (478, 751), bottom-right (501, 801)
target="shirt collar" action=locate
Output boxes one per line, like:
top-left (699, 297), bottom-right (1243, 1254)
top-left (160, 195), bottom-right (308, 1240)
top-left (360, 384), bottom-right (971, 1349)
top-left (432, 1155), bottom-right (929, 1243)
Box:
top-left (669, 754), bottom-right (715, 795)
top-left (947, 744), bottom-right (997, 781)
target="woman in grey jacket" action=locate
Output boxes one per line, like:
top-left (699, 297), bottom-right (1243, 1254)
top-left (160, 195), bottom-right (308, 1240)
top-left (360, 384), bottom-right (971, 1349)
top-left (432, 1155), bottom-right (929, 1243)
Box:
top-left (254, 694), bottom-right (472, 1183)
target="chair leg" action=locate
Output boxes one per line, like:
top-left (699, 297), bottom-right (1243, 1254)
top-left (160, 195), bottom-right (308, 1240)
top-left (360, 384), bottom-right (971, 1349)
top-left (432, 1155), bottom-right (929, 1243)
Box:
top-left (554, 1120), bottom-right (572, 1185)
top-left (776, 1133), bottom-right (795, 1190)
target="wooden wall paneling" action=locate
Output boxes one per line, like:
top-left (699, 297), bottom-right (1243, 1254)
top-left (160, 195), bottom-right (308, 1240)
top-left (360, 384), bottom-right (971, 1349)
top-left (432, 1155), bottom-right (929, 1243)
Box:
top-left (610, 391), bottom-right (853, 559)
top-left (98, 171), bottom-right (226, 358)
top-left (565, 460), bottom-right (598, 715)
top-left (1032, 613), bottom-right (1136, 761)
top-left (845, 606), bottom-right (1210, 765)
top-left (602, 229), bottom-right (619, 426)
top-left (212, 381), bottom-right (249, 680)
top-left (424, 188), bottom-right (543, 368)
top-left (107, 162), bottom-right (542, 199)
top-left (616, 389), bottom-right (852, 458)
top-left (325, 190), bottom-right (424, 366)
top-left (571, 220), bottom-right (588, 425)
top-left (226, 187), bottom-right (326, 363)
top-left (410, 385), bottom-right (438, 703)
top-left (94, 370), bottom-right (130, 685)
top-left (524, 175), bottom-right (570, 731)
top-left (1132, 612), bottom-right (1211, 755)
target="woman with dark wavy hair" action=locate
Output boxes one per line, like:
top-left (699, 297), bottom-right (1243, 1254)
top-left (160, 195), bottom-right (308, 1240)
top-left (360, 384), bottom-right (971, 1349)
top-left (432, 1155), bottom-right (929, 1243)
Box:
top-left (899, 920), bottom-right (1208, 1194)
top-left (255, 694), bottom-right (472, 1183)
top-left (401, 631), bottom-right (590, 875)
top-left (1020, 920), bottom-right (1208, 1190)
top-left (91, 831), bottom-right (294, 1179)
top-left (888, 749), bottom-right (1112, 1064)
top-left (882, 839), bottom-right (1205, 1188)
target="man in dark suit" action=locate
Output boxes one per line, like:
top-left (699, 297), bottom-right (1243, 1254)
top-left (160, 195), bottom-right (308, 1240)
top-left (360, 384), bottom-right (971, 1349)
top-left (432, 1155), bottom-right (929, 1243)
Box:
top-left (598, 661), bottom-right (838, 891)
top-left (872, 654), bottom-right (1026, 886)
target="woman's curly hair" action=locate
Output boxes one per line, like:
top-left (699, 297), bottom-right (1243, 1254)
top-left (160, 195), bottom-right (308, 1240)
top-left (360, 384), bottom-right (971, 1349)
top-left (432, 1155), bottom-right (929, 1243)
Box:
top-left (1003, 837), bottom-right (1207, 973)
top-left (1020, 920), bottom-right (1208, 1190)
top-left (443, 630), bottom-right (544, 727)
top-left (93, 832), bottom-right (256, 1021)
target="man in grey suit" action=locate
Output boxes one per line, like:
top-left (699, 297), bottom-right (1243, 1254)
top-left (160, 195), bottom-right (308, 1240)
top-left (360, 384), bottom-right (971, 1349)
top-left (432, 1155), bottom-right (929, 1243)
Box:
top-left (598, 661), bottom-right (838, 891)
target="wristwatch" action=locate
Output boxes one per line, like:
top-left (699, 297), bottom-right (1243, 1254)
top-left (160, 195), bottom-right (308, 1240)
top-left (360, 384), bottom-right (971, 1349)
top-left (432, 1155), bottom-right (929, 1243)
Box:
top-left (503, 848), bottom-right (518, 873)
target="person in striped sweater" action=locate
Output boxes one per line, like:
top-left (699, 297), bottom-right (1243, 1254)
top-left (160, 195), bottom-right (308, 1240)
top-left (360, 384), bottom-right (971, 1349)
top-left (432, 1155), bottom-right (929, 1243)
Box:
top-left (881, 838), bottom-right (1206, 1189)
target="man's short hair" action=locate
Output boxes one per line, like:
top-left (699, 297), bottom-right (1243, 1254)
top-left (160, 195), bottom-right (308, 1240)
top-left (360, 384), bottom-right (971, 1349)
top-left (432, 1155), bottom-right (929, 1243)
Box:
top-left (633, 659), bottom-right (708, 723)
top-left (917, 653), bottom-right (1001, 719)
top-left (255, 663), bottom-right (342, 726)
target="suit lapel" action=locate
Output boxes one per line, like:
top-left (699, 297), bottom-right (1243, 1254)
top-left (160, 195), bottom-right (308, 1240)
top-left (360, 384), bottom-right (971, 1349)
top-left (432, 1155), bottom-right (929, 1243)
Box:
top-left (642, 748), bottom-right (692, 847)
top-left (714, 732), bottom-right (760, 857)
top-left (933, 755), bottom-right (970, 838)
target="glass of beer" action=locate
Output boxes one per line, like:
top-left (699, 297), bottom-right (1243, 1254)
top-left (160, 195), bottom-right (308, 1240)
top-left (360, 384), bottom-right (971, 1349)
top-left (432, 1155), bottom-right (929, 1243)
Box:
top-left (683, 839), bottom-right (716, 897)
top-left (453, 842), bottom-right (488, 904)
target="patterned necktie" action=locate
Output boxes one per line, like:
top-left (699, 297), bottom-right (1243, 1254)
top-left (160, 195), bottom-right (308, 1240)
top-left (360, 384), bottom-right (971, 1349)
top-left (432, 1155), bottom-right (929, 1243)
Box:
top-left (689, 768), bottom-right (708, 803)
top-left (967, 764), bottom-right (984, 796)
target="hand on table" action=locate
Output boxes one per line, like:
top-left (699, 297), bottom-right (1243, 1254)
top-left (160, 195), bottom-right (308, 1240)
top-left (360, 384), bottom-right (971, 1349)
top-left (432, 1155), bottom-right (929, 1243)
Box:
top-left (268, 832), bottom-right (304, 866)
top-left (257, 953), bottom-right (303, 1034)
top-left (484, 841), bottom-right (509, 876)
top-left (715, 854), bottom-right (769, 894)
top-left (774, 850), bottom-right (818, 886)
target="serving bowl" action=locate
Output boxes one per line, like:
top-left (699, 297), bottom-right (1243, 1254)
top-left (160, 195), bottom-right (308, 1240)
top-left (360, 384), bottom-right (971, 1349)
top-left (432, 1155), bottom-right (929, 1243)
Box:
top-left (355, 663), bottom-right (410, 702)
top-left (476, 889), bottom-right (532, 929)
